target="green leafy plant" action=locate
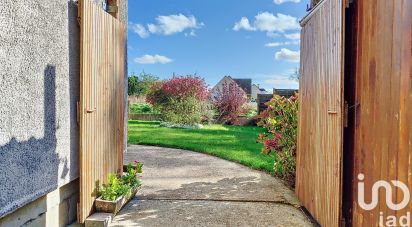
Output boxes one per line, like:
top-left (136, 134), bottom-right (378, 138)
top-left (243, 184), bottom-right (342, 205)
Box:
top-left (134, 160), bottom-right (143, 174)
top-left (122, 161), bottom-right (143, 188)
top-left (100, 161), bottom-right (144, 201)
top-left (100, 174), bottom-right (130, 201)
top-left (257, 94), bottom-right (298, 186)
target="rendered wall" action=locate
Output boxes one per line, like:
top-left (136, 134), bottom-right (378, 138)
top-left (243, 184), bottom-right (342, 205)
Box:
top-left (0, 180), bottom-right (79, 227)
top-left (0, 0), bottom-right (127, 220)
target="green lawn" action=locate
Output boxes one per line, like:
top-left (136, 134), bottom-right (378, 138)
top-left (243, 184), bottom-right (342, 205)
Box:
top-left (128, 121), bottom-right (275, 173)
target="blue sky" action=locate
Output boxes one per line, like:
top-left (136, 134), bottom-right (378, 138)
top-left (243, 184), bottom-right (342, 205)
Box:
top-left (127, 0), bottom-right (309, 90)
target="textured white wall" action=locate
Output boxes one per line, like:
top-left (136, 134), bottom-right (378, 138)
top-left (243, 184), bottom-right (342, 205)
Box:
top-left (0, 0), bottom-right (128, 218)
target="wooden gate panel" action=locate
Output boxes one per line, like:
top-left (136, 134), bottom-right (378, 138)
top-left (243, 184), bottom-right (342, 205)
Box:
top-left (351, 0), bottom-right (412, 226)
top-left (78, 0), bottom-right (125, 222)
top-left (296, 0), bottom-right (345, 226)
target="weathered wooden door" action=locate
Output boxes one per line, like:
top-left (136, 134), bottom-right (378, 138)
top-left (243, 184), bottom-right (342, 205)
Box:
top-left (296, 0), bottom-right (345, 226)
top-left (350, 0), bottom-right (412, 226)
top-left (78, 0), bottom-right (125, 223)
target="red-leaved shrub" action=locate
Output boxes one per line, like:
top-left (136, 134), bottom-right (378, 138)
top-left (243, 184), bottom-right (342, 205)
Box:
top-left (146, 75), bottom-right (211, 125)
top-left (161, 76), bottom-right (209, 101)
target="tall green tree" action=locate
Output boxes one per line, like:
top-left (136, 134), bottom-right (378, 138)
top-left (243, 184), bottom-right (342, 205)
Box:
top-left (128, 72), bottom-right (159, 97)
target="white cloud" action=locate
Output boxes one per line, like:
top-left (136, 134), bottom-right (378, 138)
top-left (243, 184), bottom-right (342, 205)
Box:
top-left (185, 30), bottom-right (197, 37)
top-left (264, 76), bottom-right (299, 89)
top-left (147, 14), bottom-right (203, 35)
top-left (285, 32), bottom-right (300, 40)
top-left (233, 12), bottom-right (300, 34)
top-left (265, 41), bottom-right (300, 47)
top-left (233, 17), bottom-right (255, 31)
top-left (275, 48), bottom-right (300, 62)
top-left (250, 71), bottom-right (299, 89)
top-left (130, 23), bottom-right (150, 38)
top-left (254, 12), bottom-right (300, 32)
top-left (274, 0), bottom-right (301, 5)
top-left (266, 32), bottom-right (281, 38)
top-left (130, 14), bottom-right (203, 38)
top-left (134, 55), bottom-right (173, 64)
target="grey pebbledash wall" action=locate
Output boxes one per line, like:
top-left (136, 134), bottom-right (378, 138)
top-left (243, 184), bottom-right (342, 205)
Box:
top-left (0, 0), bottom-right (128, 221)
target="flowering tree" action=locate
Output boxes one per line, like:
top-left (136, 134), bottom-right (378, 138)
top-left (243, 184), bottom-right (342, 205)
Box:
top-left (257, 94), bottom-right (298, 186)
top-left (146, 75), bottom-right (210, 125)
top-left (213, 81), bottom-right (247, 124)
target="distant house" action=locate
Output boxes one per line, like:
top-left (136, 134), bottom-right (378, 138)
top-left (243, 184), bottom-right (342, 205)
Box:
top-left (211, 76), bottom-right (252, 100)
top-left (232, 79), bottom-right (252, 98)
top-left (273, 88), bottom-right (298, 98)
top-left (257, 88), bottom-right (298, 113)
top-left (251, 84), bottom-right (270, 101)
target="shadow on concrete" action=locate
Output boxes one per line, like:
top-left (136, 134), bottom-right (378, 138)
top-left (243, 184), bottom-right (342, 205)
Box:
top-left (110, 199), bottom-right (313, 227)
top-left (137, 176), bottom-right (284, 202)
top-left (114, 143), bottom-right (313, 226)
top-left (109, 177), bottom-right (311, 227)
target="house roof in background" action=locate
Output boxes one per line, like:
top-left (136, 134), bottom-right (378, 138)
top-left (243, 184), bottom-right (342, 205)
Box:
top-left (273, 89), bottom-right (298, 98)
top-left (233, 79), bottom-right (252, 95)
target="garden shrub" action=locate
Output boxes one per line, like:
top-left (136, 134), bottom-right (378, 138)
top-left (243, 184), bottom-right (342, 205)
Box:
top-left (161, 96), bottom-right (203, 124)
top-left (129, 103), bottom-right (156, 114)
top-left (200, 102), bottom-right (217, 124)
top-left (128, 72), bottom-right (159, 97)
top-left (257, 94), bottom-right (298, 186)
top-left (146, 75), bottom-right (210, 125)
top-left (213, 82), bottom-right (247, 124)
top-left (246, 107), bottom-right (258, 118)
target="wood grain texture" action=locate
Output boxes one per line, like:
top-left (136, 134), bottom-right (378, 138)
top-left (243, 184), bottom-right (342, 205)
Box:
top-left (78, 0), bottom-right (125, 223)
top-left (296, 0), bottom-right (345, 226)
top-left (351, 0), bottom-right (412, 226)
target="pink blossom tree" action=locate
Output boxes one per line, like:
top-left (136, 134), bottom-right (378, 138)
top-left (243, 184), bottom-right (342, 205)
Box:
top-left (213, 81), bottom-right (247, 124)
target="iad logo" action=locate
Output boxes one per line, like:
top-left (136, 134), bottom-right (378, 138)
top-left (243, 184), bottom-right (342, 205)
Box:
top-left (357, 174), bottom-right (411, 226)
top-left (357, 173), bottom-right (410, 210)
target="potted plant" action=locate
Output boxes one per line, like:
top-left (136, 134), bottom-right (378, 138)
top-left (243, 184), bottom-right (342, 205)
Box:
top-left (95, 161), bottom-right (143, 214)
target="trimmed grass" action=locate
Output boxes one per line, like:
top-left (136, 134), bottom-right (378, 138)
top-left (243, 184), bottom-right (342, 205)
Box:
top-left (128, 121), bottom-right (275, 173)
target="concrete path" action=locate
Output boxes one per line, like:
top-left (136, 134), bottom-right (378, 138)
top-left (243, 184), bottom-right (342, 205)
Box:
top-left (110, 145), bottom-right (313, 227)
